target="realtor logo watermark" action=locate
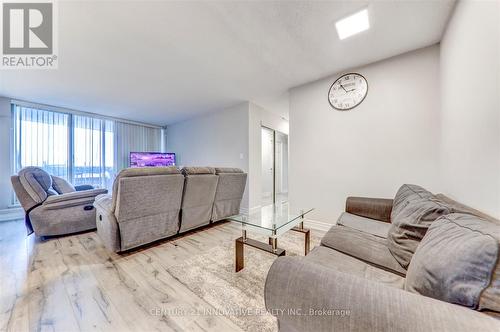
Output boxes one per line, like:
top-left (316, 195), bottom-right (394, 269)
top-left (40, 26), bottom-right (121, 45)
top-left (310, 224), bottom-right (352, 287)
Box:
top-left (1, 0), bottom-right (58, 68)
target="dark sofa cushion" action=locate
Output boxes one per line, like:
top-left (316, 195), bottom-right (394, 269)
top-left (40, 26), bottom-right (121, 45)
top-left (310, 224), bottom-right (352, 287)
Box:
top-left (321, 225), bottom-right (407, 276)
top-left (406, 213), bottom-right (500, 313)
top-left (388, 199), bottom-right (451, 269)
top-left (387, 184), bottom-right (450, 269)
top-left (390, 184), bottom-right (433, 220)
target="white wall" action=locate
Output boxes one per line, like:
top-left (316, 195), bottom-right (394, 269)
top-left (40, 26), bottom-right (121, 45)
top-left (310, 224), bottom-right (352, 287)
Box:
top-left (167, 101), bottom-right (289, 210)
top-left (166, 103), bottom-right (250, 207)
top-left (289, 46), bottom-right (441, 223)
top-left (440, 0), bottom-right (500, 218)
top-left (0, 97), bottom-right (12, 210)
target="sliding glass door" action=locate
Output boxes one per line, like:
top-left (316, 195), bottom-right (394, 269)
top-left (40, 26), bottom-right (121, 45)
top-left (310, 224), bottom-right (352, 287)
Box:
top-left (11, 103), bottom-right (163, 205)
top-left (261, 126), bottom-right (288, 205)
top-left (72, 115), bottom-right (115, 189)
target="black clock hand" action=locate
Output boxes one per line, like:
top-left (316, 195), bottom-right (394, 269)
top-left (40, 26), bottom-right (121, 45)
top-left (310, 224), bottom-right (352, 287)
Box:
top-left (340, 84), bottom-right (348, 93)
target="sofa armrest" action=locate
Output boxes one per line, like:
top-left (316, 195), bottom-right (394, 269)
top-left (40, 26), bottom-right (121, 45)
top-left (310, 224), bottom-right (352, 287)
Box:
top-left (44, 188), bottom-right (108, 205)
top-left (42, 189), bottom-right (108, 210)
top-left (75, 184), bottom-right (95, 191)
top-left (345, 197), bottom-right (393, 223)
top-left (94, 194), bottom-right (113, 213)
top-left (93, 194), bottom-right (120, 252)
top-left (265, 257), bottom-right (500, 332)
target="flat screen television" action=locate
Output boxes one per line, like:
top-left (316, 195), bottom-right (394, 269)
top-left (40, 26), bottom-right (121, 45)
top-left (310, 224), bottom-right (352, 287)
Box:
top-left (129, 152), bottom-right (176, 167)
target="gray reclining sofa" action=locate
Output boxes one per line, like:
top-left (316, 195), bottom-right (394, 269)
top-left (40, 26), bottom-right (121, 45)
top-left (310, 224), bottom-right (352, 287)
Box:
top-left (94, 166), bottom-right (247, 252)
top-left (11, 166), bottom-right (108, 236)
top-left (265, 184), bottom-right (500, 331)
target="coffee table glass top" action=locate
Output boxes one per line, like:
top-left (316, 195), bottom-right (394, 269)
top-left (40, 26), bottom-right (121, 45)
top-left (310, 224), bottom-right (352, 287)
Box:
top-left (228, 203), bottom-right (314, 236)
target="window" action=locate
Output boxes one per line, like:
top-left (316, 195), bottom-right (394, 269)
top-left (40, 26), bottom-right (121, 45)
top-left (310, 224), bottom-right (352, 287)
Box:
top-left (72, 115), bottom-right (114, 189)
top-left (11, 103), bottom-right (163, 204)
top-left (12, 105), bottom-right (70, 178)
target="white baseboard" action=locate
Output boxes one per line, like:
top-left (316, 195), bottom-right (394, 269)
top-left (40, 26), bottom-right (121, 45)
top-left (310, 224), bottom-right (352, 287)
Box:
top-left (0, 207), bottom-right (24, 222)
top-left (304, 218), bottom-right (333, 232)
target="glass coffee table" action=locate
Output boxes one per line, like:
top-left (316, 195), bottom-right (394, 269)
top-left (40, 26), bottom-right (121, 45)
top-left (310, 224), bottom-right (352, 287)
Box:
top-left (227, 203), bottom-right (314, 272)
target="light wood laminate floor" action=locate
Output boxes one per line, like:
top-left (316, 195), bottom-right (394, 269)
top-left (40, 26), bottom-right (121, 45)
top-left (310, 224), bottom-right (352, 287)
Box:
top-left (0, 218), bottom-right (257, 332)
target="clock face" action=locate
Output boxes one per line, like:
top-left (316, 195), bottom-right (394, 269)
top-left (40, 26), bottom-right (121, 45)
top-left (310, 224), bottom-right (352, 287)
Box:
top-left (328, 73), bottom-right (368, 111)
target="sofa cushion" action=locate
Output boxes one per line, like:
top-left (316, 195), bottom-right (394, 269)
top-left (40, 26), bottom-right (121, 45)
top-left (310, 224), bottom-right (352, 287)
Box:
top-left (18, 167), bottom-right (52, 203)
top-left (321, 225), bottom-right (406, 276)
top-left (387, 196), bottom-right (450, 269)
top-left (111, 166), bottom-right (181, 211)
top-left (211, 171), bottom-right (247, 221)
top-left (181, 167), bottom-right (216, 175)
top-left (305, 246), bottom-right (405, 289)
top-left (337, 212), bottom-right (391, 238)
top-left (405, 213), bottom-right (500, 313)
top-left (179, 173), bottom-right (218, 232)
top-left (51, 175), bottom-right (76, 194)
top-left (215, 167), bottom-right (244, 174)
top-left (435, 193), bottom-right (500, 224)
top-left (390, 184), bottom-right (433, 220)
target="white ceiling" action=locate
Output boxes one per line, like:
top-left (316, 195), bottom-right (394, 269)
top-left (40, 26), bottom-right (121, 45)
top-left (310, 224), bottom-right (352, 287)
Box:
top-left (0, 0), bottom-right (455, 125)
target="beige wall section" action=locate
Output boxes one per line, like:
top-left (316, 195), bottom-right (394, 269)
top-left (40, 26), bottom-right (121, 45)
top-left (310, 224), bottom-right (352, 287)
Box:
top-left (0, 97), bottom-right (12, 210)
top-left (289, 45), bottom-right (441, 223)
top-left (166, 102), bottom-right (250, 208)
top-left (248, 102), bottom-right (289, 209)
top-left (439, 0), bottom-right (500, 218)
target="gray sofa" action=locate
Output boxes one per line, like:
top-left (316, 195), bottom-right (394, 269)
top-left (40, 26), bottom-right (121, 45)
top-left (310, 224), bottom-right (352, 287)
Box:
top-left (94, 166), bottom-right (247, 252)
top-left (265, 184), bottom-right (500, 331)
top-left (11, 166), bottom-right (108, 236)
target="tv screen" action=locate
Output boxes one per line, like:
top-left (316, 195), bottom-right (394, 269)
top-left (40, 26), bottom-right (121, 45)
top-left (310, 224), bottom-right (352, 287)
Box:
top-left (129, 152), bottom-right (176, 167)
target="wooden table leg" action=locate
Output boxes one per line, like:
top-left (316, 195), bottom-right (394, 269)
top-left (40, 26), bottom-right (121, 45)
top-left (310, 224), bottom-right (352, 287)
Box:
top-left (291, 226), bottom-right (311, 256)
top-left (235, 236), bottom-right (285, 272)
top-left (235, 237), bottom-right (244, 272)
top-left (304, 229), bottom-right (310, 255)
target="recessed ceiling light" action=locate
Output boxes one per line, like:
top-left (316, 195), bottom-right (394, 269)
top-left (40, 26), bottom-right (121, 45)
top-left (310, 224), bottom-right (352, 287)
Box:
top-left (335, 9), bottom-right (370, 40)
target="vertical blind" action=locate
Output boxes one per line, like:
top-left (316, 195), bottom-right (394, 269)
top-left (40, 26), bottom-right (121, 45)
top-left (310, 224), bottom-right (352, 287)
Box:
top-left (11, 103), bottom-right (164, 203)
top-left (114, 121), bottom-right (163, 171)
top-left (72, 115), bottom-right (115, 189)
top-left (12, 106), bottom-right (70, 179)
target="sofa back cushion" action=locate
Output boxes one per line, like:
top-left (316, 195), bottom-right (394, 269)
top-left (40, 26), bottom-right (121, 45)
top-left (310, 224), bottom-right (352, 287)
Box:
top-left (405, 213), bottom-right (500, 313)
top-left (212, 169), bottom-right (247, 222)
top-left (17, 166), bottom-right (53, 204)
top-left (114, 173), bottom-right (184, 222)
top-left (51, 176), bottom-right (76, 194)
top-left (182, 167), bottom-right (216, 175)
top-left (390, 184), bottom-right (433, 220)
top-left (114, 172), bottom-right (185, 251)
top-left (11, 175), bottom-right (38, 211)
top-left (179, 167), bottom-right (218, 232)
top-left (111, 166), bottom-right (180, 211)
top-left (215, 167), bottom-right (244, 174)
top-left (435, 193), bottom-right (500, 224)
top-left (387, 184), bottom-right (450, 268)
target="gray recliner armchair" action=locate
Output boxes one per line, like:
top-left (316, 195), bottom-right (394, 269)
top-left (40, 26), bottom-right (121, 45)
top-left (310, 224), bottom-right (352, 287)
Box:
top-left (11, 166), bottom-right (108, 236)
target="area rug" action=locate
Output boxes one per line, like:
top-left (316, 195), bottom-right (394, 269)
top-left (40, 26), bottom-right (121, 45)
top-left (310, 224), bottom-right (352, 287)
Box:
top-left (167, 231), bottom-right (322, 332)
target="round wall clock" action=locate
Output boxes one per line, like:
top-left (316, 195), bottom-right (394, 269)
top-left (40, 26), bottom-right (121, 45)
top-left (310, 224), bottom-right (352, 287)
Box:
top-left (328, 73), bottom-right (368, 111)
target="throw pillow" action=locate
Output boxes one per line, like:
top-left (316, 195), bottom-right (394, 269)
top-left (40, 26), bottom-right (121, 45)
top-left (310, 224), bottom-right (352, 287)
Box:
top-left (405, 213), bottom-right (500, 313)
top-left (387, 184), bottom-right (449, 268)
